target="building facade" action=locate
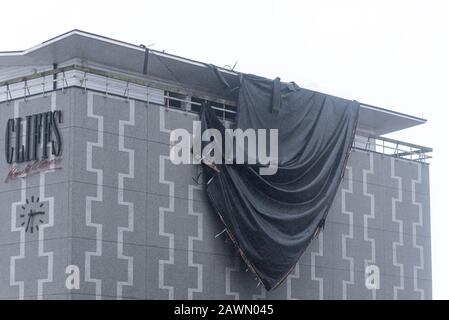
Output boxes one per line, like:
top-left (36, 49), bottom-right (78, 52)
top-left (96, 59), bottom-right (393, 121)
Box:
top-left (0, 31), bottom-right (432, 299)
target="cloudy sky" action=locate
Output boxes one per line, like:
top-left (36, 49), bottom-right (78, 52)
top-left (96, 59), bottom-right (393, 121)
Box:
top-left (1, 0), bottom-right (447, 299)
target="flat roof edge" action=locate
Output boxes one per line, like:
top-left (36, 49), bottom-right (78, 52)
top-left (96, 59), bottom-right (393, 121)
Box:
top-left (360, 102), bottom-right (427, 123)
top-left (0, 29), bottom-right (428, 134)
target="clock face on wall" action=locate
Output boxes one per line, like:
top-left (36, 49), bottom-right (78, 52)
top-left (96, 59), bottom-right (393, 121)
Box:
top-left (19, 196), bottom-right (46, 234)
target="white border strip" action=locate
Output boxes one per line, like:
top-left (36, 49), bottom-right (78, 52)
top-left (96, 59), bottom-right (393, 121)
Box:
top-left (391, 158), bottom-right (404, 299)
top-left (117, 100), bottom-right (135, 299)
top-left (10, 100), bottom-right (26, 300)
top-left (158, 108), bottom-right (175, 299)
top-left (84, 92), bottom-right (104, 299)
top-left (342, 167), bottom-right (354, 300)
top-left (36, 92), bottom-right (56, 299)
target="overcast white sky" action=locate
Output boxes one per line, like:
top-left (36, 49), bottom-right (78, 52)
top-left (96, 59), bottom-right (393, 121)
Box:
top-left (1, 0), bottom-right (447, 299)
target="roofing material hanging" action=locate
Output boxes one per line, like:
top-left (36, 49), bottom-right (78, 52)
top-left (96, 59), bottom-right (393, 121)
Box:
top-left (201, 74), bottom-right (360, 290)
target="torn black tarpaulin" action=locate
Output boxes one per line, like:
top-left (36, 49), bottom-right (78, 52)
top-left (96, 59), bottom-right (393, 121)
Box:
top-left (201, 74), bottom-right (359, 290)
top-left (209, 64), bottom-right (231, 89)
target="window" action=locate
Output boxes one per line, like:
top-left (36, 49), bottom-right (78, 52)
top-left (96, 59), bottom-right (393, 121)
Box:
top-left (165, 91), bottom-right (237, 123)
top-left (165, 91), bottom-right (187, 110)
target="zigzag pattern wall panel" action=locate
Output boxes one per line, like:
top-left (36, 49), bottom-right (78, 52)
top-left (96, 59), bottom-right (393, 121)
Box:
top-left (0, 88), bottom-right (431, 299)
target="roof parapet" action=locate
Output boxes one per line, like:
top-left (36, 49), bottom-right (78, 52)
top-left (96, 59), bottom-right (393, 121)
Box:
top-left (0, 30), bottom-right (427, 136)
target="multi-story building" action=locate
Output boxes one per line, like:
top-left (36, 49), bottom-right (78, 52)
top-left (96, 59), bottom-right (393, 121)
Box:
top-left (0, 30), bottom-right (432, 299)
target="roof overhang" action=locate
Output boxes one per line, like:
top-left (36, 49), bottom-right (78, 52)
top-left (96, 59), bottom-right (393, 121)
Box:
top-left (358, 103), bottom-right (426, 136)
top-left (0, 30), bottom-right (427, 135)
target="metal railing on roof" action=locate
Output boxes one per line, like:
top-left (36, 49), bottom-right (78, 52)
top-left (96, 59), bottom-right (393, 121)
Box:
top-left (0, 64), bottom-right (238, 120)
top-left (352, 134), bottom-right (432, 163)
top-left (0, 64), bottom-right (432, 163)
top-left (0, 64), bottom-right (237, 106)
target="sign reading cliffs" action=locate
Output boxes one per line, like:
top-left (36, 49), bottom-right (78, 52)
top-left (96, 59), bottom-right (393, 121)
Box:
top-left (4, 110), bottom-right (63, 183)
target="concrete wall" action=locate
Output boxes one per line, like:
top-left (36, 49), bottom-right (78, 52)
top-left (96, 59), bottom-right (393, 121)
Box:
top-left (0, 88), bottom-right (431, 299)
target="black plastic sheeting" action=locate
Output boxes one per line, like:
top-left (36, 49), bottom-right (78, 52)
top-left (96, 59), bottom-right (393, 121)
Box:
top-left (201, 74), bottom-right (360, 290)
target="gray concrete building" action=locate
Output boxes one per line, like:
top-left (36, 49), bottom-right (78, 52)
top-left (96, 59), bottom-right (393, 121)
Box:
top-left (0, 30), bottom-right (432, 299)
